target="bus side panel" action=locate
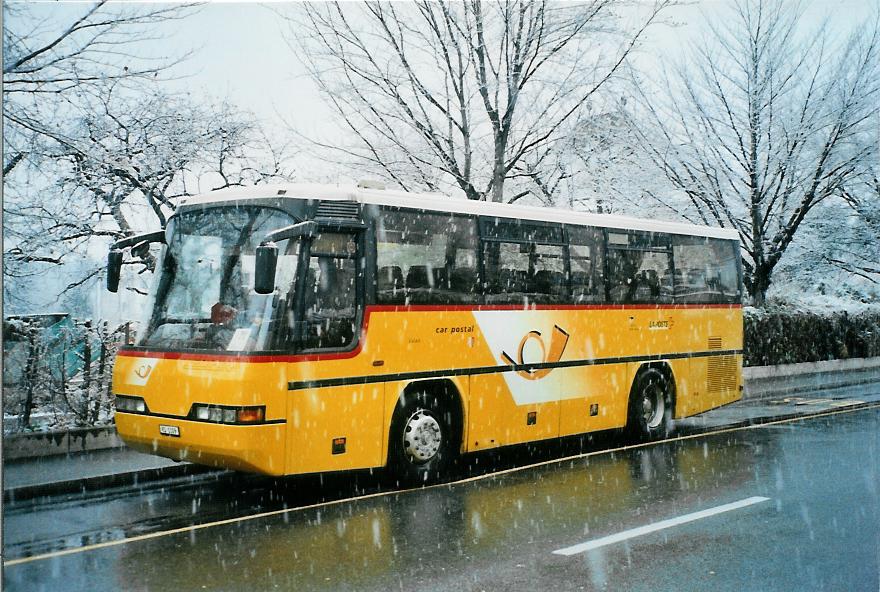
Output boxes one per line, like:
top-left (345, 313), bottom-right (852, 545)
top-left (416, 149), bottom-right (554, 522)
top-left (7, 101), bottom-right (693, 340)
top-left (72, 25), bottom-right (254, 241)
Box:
top-left (467, 309), bottom-right (580, 451)
top-left (286, 383), bottom-right (385, 475)
top-left (468, 373), bottom-right (560, 451)
top-left (558, 365), bottom-right (628, 437)
top-left (676, 306), bottom-right (744, 417)
top-left (679, 357), bottom-right (706, 417)
top-left (679, 354), bottom-right (743, 417)
top-left (667, 358), bottom-right (693, 419)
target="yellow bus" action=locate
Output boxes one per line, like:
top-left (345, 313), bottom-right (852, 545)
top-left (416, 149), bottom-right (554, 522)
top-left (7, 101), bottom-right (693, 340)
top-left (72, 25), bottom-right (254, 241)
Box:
top-left (108, 183), bottom-right (743, 484)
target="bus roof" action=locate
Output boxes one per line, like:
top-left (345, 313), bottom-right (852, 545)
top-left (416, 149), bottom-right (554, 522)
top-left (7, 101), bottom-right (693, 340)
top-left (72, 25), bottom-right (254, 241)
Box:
top-left (179, 183), bottom-right (740, 241)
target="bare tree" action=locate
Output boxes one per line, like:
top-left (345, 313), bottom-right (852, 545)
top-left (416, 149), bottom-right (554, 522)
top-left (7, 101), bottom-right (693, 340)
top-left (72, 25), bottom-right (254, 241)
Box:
top-left (2, 2), bottom-right (198, 175)
top-left (631, 0), bottom-right (880, 305)
top-left (3, 84), bottom-right (295, 307)
top-left (57, 84), bottom-right (292, 232)
top-left (823, 165), bottom-right (880, 288)
top-left (3, 5), bottom-right (297, 313)
top-left (3, 2), bottom-right (196, 310)
top-left (287, 0), bottom-right (669, 203)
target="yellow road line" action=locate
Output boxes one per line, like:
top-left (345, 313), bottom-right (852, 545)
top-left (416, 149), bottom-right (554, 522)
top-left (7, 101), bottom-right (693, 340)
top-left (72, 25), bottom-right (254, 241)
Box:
top-left (6, 401), bottom-right (880, 568)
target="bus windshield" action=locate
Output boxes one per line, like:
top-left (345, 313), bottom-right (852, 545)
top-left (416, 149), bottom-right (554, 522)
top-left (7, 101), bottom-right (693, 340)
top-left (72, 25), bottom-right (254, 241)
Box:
top-left (141, 206), bottom-right (299, 352)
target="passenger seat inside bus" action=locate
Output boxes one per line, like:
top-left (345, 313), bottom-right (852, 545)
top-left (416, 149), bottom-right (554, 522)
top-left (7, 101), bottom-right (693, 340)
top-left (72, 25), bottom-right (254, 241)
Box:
top-left (405, 265), bottom-right (433, 289)
top-left (378, 266), bottom-right (403, 292)
top-left (532, 270), bottom-right (564, 296)
top-left (405, 265), bottom-right (435, 304)
top-left (432, 268), bottom-right (449, 290)
top-left (450, 267), bottom-right (478, 294)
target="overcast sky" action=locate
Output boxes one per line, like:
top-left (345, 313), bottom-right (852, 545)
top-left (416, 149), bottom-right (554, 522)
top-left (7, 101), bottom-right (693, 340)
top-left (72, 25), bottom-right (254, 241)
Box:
top-left (166, 1), bottom-right (877, 129)
top-left (16, 0), bottom-right (876, 141)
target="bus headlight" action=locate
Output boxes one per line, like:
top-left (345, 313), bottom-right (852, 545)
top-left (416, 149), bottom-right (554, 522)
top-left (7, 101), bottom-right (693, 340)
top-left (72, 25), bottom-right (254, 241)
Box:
top-left (115, 395), bottom-right (147, 413)
top-left (190, 404), bottom-right (265, 425)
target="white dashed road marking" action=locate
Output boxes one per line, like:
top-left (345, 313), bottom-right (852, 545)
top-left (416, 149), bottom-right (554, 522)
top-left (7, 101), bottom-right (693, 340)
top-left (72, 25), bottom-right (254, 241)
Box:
top-left (552, 496), bottom-right (771, 556)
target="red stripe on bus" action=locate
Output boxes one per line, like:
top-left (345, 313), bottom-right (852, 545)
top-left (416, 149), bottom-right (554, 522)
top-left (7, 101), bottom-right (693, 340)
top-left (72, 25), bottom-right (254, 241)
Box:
top-left (115, 348), bottom-right (364, 363)
top-left (117, 302), bottom-right (741, 363)
top-left (367, 303), bottom-right (742, 312)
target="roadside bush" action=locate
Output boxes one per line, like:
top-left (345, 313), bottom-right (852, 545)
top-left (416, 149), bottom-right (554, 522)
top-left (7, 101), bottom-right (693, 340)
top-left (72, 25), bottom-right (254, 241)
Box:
top-left (744, 307), bottom-right (880, 367)
top-left (2, 318), bottom-right (123, 434)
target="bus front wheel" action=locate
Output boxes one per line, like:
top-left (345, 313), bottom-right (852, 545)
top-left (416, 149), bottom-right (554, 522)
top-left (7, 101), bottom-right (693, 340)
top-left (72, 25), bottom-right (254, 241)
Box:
top-left (388, 390), bottom-right (455, 486)
top-left (626, 368), bottom-right (674, 441)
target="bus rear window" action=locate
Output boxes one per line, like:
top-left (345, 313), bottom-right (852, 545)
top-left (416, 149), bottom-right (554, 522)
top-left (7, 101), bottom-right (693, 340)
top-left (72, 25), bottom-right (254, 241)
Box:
top-left (672, 237), bottom-right (741, 304)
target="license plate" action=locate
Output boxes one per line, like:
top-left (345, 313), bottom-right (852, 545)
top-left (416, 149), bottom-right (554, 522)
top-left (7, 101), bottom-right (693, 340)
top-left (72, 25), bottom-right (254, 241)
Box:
top-left (159, 424), bottom-right (180, 437)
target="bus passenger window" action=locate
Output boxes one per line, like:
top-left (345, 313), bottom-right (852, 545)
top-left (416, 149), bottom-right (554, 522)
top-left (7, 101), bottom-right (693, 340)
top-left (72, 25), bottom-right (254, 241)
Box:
top-left (300, 233), bottom-right (358, 350)
top-left (567, 225), bottom-right (605, 303)
top-left (569, 245), bottom-right (595, 303)
top-left (482, 241), bottom-right (565, 305)
top-left (483, 241), bottom-right (529, 304)
top-left (531, 244), bottom-right (565, 303)
top-left (480, 221), bottom-right (568, 305)
top-left (376, 209), bottom-right (478, 305)
top-left (607, 232), bottom-right (673, 304)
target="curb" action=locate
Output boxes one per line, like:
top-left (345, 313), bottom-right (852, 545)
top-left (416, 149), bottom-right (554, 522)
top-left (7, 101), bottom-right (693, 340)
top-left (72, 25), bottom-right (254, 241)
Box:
top-left (3, 462), bottom-right (220, 504)
top-left (676, 399), bottom-right (880, 438)
top-left (743, 373), bottom-right (880, 400)
top-left (743, 357), bottom-right (880, 380)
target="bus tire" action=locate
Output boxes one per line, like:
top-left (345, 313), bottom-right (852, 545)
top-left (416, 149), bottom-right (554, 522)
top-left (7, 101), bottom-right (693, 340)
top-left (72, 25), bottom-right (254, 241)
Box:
top-left (626, 367), bottom-right (674, 441)
top-left (388, 390), bottom-right (456, 486)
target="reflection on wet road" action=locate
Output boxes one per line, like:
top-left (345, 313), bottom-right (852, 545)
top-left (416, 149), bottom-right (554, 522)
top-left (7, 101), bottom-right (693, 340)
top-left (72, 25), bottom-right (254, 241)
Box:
top-left (5, 407), bottom-right (879, 591)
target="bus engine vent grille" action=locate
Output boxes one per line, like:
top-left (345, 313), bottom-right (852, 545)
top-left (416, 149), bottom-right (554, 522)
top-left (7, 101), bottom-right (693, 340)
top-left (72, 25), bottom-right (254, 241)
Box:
top-left (707, 336), bottom-right (723, 350)
top-left (707, 355), bottom-right (737, 393)
top-left (315, 201), bottom-right (360, 220)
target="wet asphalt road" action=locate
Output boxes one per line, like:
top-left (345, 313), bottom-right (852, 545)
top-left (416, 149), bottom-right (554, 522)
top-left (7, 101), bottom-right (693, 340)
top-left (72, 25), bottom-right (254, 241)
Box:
top-left (4, 406), bottom-right (880, 591)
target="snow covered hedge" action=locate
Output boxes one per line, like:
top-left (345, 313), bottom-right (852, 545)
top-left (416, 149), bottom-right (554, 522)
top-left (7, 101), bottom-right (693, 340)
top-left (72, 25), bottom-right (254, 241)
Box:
top-left (744, 306), bottom-right (880, 367)
top-left (3, 318), bottom-right (122, 435)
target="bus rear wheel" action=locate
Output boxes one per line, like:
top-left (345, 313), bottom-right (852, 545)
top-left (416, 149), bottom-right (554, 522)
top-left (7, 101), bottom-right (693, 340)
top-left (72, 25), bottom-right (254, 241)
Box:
top-left (626, 368), bottom-right (674, 441)
top-left (388, 390), bottom-right (455, 486)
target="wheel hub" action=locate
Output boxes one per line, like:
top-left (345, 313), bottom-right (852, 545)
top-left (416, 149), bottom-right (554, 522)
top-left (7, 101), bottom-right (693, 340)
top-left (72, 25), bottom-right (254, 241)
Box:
top-left (641, 385), bottom-right (665, 429)
top-left (403, 410), bottom-right (442, 463)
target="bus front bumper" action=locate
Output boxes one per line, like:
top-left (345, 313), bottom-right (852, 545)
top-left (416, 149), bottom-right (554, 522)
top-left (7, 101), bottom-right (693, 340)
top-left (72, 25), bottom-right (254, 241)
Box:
top-left (115, 412), bottom-right (286, 476)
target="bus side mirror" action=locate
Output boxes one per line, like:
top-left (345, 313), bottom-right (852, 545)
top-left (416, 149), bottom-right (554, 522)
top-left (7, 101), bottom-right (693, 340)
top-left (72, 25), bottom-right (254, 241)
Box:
top-left (254, 243), bottom-right (278, 294)
top-left (107, 229), bottom-right (166, 294)
top-left (131, 240), bottom-right (150, 259)
top-left (107, 249), bottom-right (123, 293)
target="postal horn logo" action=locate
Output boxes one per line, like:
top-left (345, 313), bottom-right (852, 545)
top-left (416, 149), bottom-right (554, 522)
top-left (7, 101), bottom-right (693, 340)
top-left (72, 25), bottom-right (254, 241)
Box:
top-left (135, 364), bottom-right (152, 379)
top-left (501, 325), bottom-right (570, 380)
